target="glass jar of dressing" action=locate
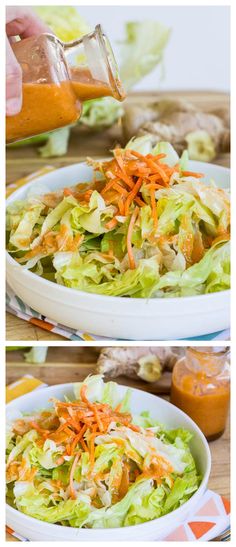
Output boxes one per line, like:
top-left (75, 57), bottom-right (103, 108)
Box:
top-left (170, 346), bottom-right (230, 441)
top-left (6, 25), bottom-right (125, 143)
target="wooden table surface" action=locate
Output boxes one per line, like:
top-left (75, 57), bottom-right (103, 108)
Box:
top-left (6, 91), bottom-right (230, 342)
top-left (6, 348), bottom-right (230, 541)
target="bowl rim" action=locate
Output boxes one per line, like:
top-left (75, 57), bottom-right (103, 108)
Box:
top-left (6, 159), bottom-right (230, 305)
top-left (6, 382), bottom-right (212, 535)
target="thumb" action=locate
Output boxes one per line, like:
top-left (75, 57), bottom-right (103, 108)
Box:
top-left (6, 37), bottom-right (22, 116)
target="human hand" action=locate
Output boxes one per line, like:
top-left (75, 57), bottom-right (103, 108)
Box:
top-left (6, 7), bottom-right (49, 115)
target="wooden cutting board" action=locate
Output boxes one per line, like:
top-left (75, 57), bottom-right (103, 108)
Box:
top-left (6, 91), bottom-right (230, 341)
top-left (6, 347), bottom-right (172, 394)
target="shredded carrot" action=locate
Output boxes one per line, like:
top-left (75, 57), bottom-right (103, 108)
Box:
top-left (145, 183), bottom-right (164, 190)
top-left (113, 148), bottom-right (134, 188)
top-left (101, 180), bottom-right (117, 196)
top-left (118, 198), bottom-right (125, 215)
top-left (127, 206), bottom-right (139, 270)
top-left (147, 153), bottom-right (166, 161)
top-left (113, 183), bottom-right (128, 196)
top-left (97, 148), bottom-right (176, 220)
top-left (145, 157), bottom-right (169, 184)
top-left (105, 217), bottom-right (118, 230)
top-left (80, 437), bottom-right (89, 453)
top-left (134, 196), bottom-right (146, 207)
top-left (182, 171), bottom-right (204, 178)
top-left (63, 188), bottom-right (74, 197)
top-left (124, 177), bottom-right (143, 216)
top-left (80, 384), bottom-right (90, 405)
top-left (93, 406), bottom-right (104, 433)
top-left (29, 421), bottom-right (49, 436)
top-left (70, 423), bottom-right (87, 454)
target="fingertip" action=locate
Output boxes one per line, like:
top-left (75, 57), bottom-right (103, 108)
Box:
top-left (6, 97), bottom-right (22, 116)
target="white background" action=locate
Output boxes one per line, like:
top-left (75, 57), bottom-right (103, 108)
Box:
top-left (77, 5), bottom-right (230, 92)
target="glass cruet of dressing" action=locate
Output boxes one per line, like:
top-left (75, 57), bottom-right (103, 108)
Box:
top-left (170, 346), bottom-right (230, 441)
top-left (6, 24), bottom-right (125, 143)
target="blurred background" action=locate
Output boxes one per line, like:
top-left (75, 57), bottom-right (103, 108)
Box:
top-left (78, 5), bottom-right (230, 92)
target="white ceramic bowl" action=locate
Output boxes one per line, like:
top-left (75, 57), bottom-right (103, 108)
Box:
top-left (6, 161), bottom-right (230, 340)
top-left (6, 383), bottom-right (211, 541)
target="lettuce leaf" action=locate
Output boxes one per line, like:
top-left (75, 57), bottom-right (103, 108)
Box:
top-left (120, 21), bottom-right (171, 90)
top-left (155, 241), bottom-right (230, 296)
top-left (14, 481), bottom-right (90, 526)
top-left (34, 7), bottom-right (90, 41)
top-left (85, 479), bottom-right (153, 528)
top-left (152, 141), bottom-right (179, 167)
top-left (38, 127), bottom-right (71, 159)
top-left (73, 374), bottom-right (131, 412)
top-left (54, 254), bottom-right (160, 297)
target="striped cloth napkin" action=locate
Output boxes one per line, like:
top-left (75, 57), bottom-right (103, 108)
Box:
top-left (6, 376), bottom-right (230, 541)
top-left (6, 284), bottom-right (230, 341)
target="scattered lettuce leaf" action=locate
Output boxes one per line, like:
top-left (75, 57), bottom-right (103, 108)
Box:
top-left (119, 21), bottom-right (171, 90)
top-left (24, 347), bottom-right (48, 364)
top-left (34, 6), bottom-right (90, 41)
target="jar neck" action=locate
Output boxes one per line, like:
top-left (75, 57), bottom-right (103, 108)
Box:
top-left (62, 25), bottom-right (125, 101)
top-left (185, 347), bottom-right (230, 377)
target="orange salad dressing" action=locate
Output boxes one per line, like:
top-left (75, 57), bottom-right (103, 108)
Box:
top-left (170, 350), bottom-right (230, 440)
top-left (6, 68), bottom-right (113, 143)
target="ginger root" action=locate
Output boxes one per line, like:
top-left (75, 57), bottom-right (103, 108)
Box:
top-left (96, 347), bottom-right (184, 383)
top-left (122, 98), bottom-right (230, 160)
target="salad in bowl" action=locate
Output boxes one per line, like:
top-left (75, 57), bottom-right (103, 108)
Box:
top-left (6, 138), bottom-right (230, 299)
top-left (6, 375), bottom-right (202, 531)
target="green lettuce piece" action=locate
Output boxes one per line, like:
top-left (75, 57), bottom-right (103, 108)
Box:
top-left (93, 445), bottom-right (121, 476)
top-left (120, 21), bottom-right (171, 90)
top-left (133, 410), bottom-right (161, 429)
top-left (52, 462), bottom-right (70, 485)
top-left (140, 205), bottom-right (154, 238)
top-left (14, 481), bottom-right (90, 526)
top-left (155, 179), bottom-right (230, 237)
top-left (152, 141), bottom-right (179, 166)
top-left (29, 440), bottom-right (64, 470)
top-left (85, 479), bottom-right (153, 528)
top-left (70, 190), bottom-right (115, 234)
top-left (38, 127), bottom-right (71, 158)
top-left (7, 134), bottom-right (48, 149)
top-left (124, 485), bottom-right (165, 525)
top-left (54, 254), bottom-right (160, 297)
top-left (163, 472), bottom-right (199, 514)
top-left (155, 241), bottom-right (230, 296)
top-left (74, 374), bottom-right (106, 403)
top-left (6, 346), bottom-right (29, 351)
top-left (39, 197), bottom-right (75, 238)
top-left (179, 150), bottom-right (189, 173)
top-left (7, 431), bottom-right (37, 467)
top-left (73, 374), bottom-right (131, 412)
top-left (24, 347), bottom-right (48, 364)
top-left (125, 135), bottom-right (153, 155)
top-left (34, 7), bottom-right (90, 41)
top-left (80, 97), bottom-right (124, 129)
top-left (8, 202), bottom-right (44, 250)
